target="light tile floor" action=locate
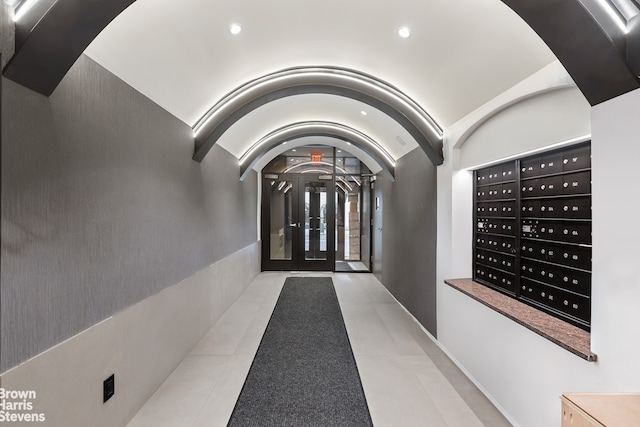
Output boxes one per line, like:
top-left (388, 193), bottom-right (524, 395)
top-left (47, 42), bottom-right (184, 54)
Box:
top-left (128, 272), bottom-right (511, 426)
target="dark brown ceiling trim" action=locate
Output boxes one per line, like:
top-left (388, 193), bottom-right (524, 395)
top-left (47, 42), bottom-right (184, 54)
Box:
top-left (501, 0), bottom-right (639, 105)
top-left (3, 0), bottom-right (135, 96)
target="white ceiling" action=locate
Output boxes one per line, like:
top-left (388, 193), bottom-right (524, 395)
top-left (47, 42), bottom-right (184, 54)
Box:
top-left (215, 94), bottom-right (418, 160)
top-left (85, 0), bottom-right (558, 162)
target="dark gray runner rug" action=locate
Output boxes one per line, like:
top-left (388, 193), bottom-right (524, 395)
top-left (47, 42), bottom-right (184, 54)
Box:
top-left (227, 276), bottom-right (373, 427)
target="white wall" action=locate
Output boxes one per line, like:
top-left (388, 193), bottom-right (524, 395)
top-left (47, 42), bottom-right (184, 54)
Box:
top-left (434, 74), bottom-right (640, 426)
top-left (457, 87), bottom-right (591, 170)
top-left (590, 88), bottom-right (640, 390)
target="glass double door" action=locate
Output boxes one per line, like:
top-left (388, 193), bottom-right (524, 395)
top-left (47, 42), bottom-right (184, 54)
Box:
top-left (262, 173), bottom-right (335, 271)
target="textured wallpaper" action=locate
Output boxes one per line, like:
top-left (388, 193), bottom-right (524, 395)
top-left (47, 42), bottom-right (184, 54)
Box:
top-left (377, 147), bottom-right (438, 336)
top-left (0, 55), bottom-right (257, 372)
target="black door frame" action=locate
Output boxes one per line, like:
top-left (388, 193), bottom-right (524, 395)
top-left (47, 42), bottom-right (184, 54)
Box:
top-left (261, 173), bottom-right (335, 271)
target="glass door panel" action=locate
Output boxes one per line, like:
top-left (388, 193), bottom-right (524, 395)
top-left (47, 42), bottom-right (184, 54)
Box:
top-left (304, 181), bottom-right (328, 261)
top-left (261, 175), bottom-right (299, 271)
top-left (334, 175), bottom-right (370, 272)
top-left (269, 179), bottom-right (294, 261)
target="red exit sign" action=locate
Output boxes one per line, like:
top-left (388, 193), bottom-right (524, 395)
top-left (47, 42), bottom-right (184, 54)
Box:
top-left (311, 153), bottom-right (322, 163)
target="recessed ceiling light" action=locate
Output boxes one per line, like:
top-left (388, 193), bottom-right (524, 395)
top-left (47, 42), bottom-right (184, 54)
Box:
top-left (337, 150), bottom-right (342, 153)
top-left (292, 149), bottom-right (297, 152)
top-left (361, 110), bottom-right (368, 116)
top-left (398, 26), bottom-right (411, 38)
top-left (229, 23), bottom-right (242, 35)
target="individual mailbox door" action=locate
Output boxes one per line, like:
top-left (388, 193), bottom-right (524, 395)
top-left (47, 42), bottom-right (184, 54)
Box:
top-left (563, 171), bottom-right (591, 195)
top-left (539, 175), bottom-right (563, 197)
top-left (561, 196), bottom-right (591, 219)
top-left (521, 200), bottom-right (540, 218)
top-left (562, 144), bottom-right (591, 172)
top-left (521, 240), bottom-right (540, 259)
top-left (557, 245), bottom-right (592, 271)
top-left (487, 184), bottom-right (503, 200)
top-left (502, 163), bottom-right (516, 181)
top-left (487, 237), bottom-right (500, 251)
top-left (520, 278), bottom-right (540, 302)
top-left (476, 169), bottom-right (490, 184)
top-left (500, 254), bottom-right (516, 273)
top-left (488, 166), bottom-right (504, 183)
top-left (521, 157), bottom-right (540, 178)
top-left (500, 272), bottom-right (516, 293)
top-left (486, 252), bottom-right (501, 268)
top-left (485, 202), bottom-right (498, 216)
top-left (521, 259), bottom-right (540, 281)
top-left (476, 249), bottom-right (489, 264)
top-left (488, 218), bottom-right (502, 233)
top-left (521, 179), bottom-right (539, 197)
top-left (539, 151), bottom-right (563, 175)
top-left (556, 268), bottom-right (591, 297)
top-left (477, 202), bottom-right (488, 216)
top-left (540, 199), bottom-right (563, 218)
top-left (500, 236), bottom-right (516, 253)
top-left (499, 201), bottom-right (515, 216)
top-left (560, 222), bottom-right (592, 245)
top-left (537, 221), bottom-right (563, 241)
top-left (499, 219), bottom-right (516, 236)
top-left (501, 182), bottom-right (516, 199)
top-left (550, 286), bottom-right (591, 324)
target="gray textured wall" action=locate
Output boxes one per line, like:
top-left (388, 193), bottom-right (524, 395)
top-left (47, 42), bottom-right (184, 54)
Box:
top-left (375, 147), bottom-right (438, 336)
top-left (1, 55), bottom-right (257, 372)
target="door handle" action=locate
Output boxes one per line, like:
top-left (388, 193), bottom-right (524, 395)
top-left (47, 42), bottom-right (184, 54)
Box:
top-left (289, 223), bottom-right (300, 228)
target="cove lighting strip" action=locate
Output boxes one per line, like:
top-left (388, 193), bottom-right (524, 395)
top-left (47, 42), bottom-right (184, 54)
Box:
top-left (192, 66), bottom-right (443, 142)
top-left (239, 121), bottom-right (396, 169)
top-left (13, 0), bottom-right (38, 21)
top-left (596, 0), bottom-right (630, 33)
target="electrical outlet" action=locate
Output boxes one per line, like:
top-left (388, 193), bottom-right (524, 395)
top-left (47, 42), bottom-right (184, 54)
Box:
top-left (103, 374), bottom-right (115, 403)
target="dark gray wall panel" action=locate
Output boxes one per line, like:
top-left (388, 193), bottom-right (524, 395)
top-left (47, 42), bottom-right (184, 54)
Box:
top-left (1, 55), bottom-right (257, 372)
top-left (375, 147), bottom-right (438, 336)
top-left (201, 146), bottom-right (258, 262)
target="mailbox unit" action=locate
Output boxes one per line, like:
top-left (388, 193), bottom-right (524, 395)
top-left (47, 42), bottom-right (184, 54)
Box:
top-left (474, 142), bottom-right (592, 331)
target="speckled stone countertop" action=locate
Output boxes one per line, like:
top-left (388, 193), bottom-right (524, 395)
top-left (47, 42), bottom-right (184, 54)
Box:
top-left (444, 278), bottom-right (597, 362)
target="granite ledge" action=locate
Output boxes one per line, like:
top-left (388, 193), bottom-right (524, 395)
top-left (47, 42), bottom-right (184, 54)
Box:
top-left (444, 278), bottom-right (597, 362)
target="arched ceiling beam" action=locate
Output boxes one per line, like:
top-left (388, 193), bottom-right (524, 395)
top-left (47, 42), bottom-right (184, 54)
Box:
top-left (192, 66), bottom-right (444, 166)
top-left (3, 0), bottom-right (136, 96)
top-left (238, 121), bottom-right (396, 182)
top-left (501, 0), bottom-right (639, 105)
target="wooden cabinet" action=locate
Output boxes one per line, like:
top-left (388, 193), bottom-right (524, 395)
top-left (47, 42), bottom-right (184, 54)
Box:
top-left (561, 393), bottom-right (640, 426)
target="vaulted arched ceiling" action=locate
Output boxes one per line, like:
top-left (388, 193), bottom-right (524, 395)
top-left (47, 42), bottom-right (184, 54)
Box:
top-left (3, 0), bottom-right (639, 170)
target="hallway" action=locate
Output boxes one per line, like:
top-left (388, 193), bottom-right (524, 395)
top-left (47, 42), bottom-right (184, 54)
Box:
top-left (128, 273), bottom-right (510, 426)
